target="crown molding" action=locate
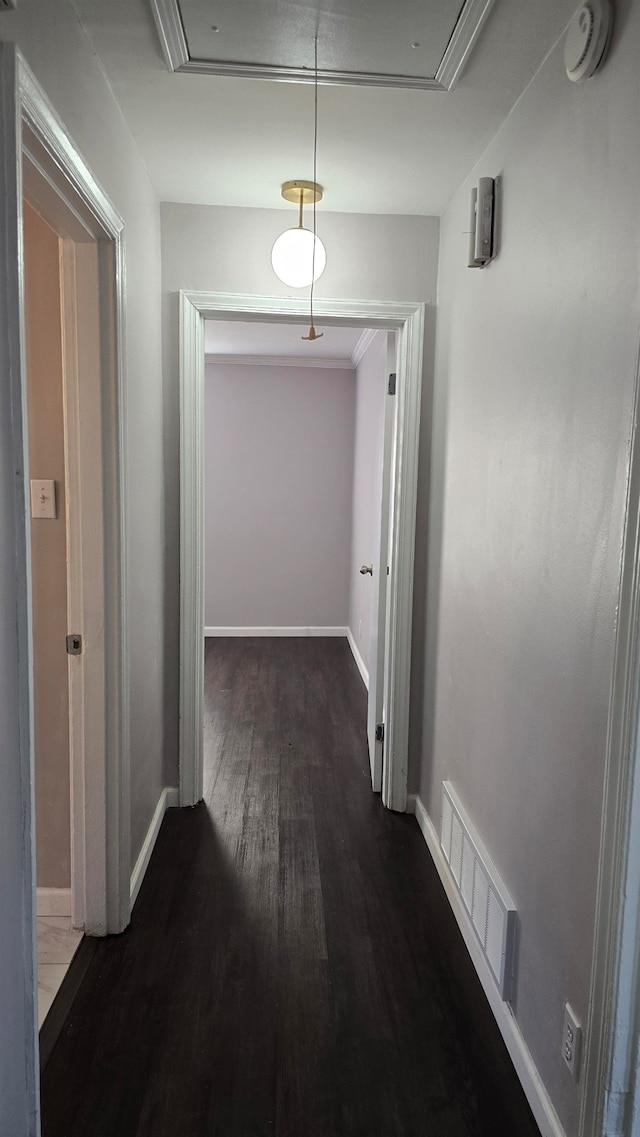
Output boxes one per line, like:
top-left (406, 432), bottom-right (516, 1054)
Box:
top-left (205, 353), bottom-right (355, 370)
top-left (351, 328), bottom-right (382, 368)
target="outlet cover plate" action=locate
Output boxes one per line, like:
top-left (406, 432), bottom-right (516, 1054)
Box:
top-left (563, 1003), bottom-right (582, 1080)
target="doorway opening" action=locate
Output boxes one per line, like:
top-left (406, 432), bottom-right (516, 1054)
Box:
top-left (179, 291), bottom-right (425, 814)
top-left (201, 319), bottom-right (396, 794)
top-left (23, 199), bottom-right (83, 1024)
top-left (20, 97), bottom-right (129, 946)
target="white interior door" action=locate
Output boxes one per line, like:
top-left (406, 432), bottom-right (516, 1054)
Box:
top-left (367, 332), bottom-right (397, 791)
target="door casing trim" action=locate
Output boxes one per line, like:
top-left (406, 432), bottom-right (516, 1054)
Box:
top-left (178, 291), bottom-right (425, 812)
top-left (18, 47), bottom-right (131, 937)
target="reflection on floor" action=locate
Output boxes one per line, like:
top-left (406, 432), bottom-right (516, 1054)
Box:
top-left (37, 917), bottom-right (83, 1028)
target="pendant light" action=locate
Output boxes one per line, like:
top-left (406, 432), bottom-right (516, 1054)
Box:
top-left (271, 180), bottom-right (326, 288)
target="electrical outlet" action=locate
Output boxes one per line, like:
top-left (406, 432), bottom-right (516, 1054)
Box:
top-left (562, 1003), bottom-right (582, 1081)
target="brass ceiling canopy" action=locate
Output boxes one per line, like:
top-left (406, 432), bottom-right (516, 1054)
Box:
top-left (281, 180), bottom-right (324, 206)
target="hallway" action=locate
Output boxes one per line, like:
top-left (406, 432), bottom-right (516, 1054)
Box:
top-left (41, 638), bottom-right (539, 1136)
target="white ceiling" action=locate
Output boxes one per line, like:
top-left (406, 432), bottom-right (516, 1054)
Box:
top-left (205, 320), bottom-right (363, 360)
top-left (70, 0), bottom-right (578, 215)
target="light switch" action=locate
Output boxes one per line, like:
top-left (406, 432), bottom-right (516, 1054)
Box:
top-left (30, 479), bottom-right (57, 519)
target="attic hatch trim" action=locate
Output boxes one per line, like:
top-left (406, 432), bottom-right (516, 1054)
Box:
top-left (149, 0), bottom-right (495, 92)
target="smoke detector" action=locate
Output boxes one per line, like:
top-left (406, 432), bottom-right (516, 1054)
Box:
top-left (564, 0), bottom-right (613, 82)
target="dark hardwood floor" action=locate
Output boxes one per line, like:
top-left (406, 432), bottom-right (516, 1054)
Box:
top-left (41, 637), bottom-right (540, 1136)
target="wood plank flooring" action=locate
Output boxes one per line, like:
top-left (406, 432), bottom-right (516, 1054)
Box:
top-left (41, 637), bottom-right (540, 1136)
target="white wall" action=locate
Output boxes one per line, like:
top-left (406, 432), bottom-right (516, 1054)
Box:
top-left (162, 205), bottom-right (440, 780)
top-left (204, 359), bottom-right (355, 630)
top-left (419, 4), bottom-right (640, 1134)
top-left (348, 332), bottom-right (387, 674)
top-left (0, 0), bottom-right (166, 867)
top-left (0, 4), bottom-right (165, 1131)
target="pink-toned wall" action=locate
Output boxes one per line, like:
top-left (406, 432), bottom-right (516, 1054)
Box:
top-left (204, 360), bottom-right (355, 630)
top-left (23, 201), bottom-right (70, 889)
top-left (348, 333), bottom-right (388, 674)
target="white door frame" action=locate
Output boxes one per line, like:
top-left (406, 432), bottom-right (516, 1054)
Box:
top-left (580, 365), bottom-right (640, 1136)
top-left (179, 290), bottom-right (425, 813)
top-left (7, 44), bottom-right (130, 939)
top-left (366, 330), bottom-right (396, 792)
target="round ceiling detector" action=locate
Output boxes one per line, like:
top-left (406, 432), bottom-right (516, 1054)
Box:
top-left (564, 0), bottom-right (613, 82)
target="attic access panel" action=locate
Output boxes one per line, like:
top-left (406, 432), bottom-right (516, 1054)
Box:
top-left (150, 0), bottom-right (496, 90)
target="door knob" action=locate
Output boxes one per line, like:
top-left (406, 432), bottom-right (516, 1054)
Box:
top-left (360, 564), bottom-right (373, 576)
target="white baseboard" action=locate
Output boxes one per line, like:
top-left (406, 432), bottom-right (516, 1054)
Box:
top-left (204, 626), bottom-right (348, 637)
top-left (413, 795), bottom-right (566, 1137)
top-left (36, 887), bottom-right (71, 917)
top-left (130, 786), bottom-right (179, 911)
top-left (346, 628), bottom-right (369, 689)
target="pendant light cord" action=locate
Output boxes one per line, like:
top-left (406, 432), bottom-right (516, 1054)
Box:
top-left (308, 35), bottom-right (321, 336)
top-left (311, 35), bottom-right (318, 311)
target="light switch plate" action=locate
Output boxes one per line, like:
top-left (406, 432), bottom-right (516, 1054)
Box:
top-left (30, 479), bottom-right (56, 519)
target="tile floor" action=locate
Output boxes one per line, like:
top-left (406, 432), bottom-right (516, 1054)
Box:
top-left (37, 917), bottom-right (83, 1028)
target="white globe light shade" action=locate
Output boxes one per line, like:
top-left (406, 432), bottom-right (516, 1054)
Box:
top-left (271, 227), bottom-right (326, 288)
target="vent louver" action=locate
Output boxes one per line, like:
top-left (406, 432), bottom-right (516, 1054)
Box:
top-left (441, 782), bottom-right (516, 1001)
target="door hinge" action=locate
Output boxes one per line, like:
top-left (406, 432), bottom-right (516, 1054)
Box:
top-left (375, 722), bottom-right (384, 743)
top-left (388, 372), bottom-right (396, 395)
top-left (66, 633), bottom-right (82, 656)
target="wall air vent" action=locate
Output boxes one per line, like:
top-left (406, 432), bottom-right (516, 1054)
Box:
top-left (441, 781), bottom-right (516, 1001)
